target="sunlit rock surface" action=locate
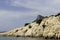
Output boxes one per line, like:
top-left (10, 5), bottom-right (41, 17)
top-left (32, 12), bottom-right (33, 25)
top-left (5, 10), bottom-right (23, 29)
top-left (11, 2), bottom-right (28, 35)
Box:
top-left (0, 13), bottom-right (60, 38)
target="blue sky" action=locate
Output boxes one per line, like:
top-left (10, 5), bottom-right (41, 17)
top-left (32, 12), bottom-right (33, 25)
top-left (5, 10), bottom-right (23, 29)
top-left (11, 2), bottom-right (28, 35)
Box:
top-left (0, 0), bottom-right (60, 31)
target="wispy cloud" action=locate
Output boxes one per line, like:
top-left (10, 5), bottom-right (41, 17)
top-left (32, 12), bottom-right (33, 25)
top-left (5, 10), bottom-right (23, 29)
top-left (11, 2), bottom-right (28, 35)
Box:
top-left (9, 0), bottom-right (60, 9)
top-left (0, 10), bottom-right (24, 18)
top-left (1, 0), bottom-right (60, 16)
top-left (0, 10), bottom-right (38, 31)
top-left (7, 0), bottom-right (60, 15)
top-left (0, 10), bottom-right (42, 19)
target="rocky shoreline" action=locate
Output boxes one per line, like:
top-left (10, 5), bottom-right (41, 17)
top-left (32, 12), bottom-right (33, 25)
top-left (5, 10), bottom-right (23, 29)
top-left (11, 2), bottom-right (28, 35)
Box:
top-left (0, 13), bottom-right (60, 39)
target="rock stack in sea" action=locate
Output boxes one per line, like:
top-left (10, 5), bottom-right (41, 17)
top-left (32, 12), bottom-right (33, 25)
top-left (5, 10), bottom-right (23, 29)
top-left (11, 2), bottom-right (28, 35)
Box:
top-left (0, 13), bottom-right (60, 39)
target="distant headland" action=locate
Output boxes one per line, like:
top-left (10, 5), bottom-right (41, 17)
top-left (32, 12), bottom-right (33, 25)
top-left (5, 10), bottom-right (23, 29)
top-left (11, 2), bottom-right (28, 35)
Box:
top-left (0, 13), bottom-right (60, 39)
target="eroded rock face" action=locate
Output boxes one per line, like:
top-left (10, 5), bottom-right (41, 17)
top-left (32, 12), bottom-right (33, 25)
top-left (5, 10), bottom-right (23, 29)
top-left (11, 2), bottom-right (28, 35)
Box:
top-left (42, 15), bottom-right (60, 38)
top-left (1, 13), bottom-right (60, 38)
top-left (1, 22), bottom-right (43, 37)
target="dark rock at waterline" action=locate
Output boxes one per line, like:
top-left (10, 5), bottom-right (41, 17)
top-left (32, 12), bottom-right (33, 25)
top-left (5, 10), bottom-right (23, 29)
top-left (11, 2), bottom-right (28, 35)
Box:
top-left (33, 15), bottom-right (44, 24)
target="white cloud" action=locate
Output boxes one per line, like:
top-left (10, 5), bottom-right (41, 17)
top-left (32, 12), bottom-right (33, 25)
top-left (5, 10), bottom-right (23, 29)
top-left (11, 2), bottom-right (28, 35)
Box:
top-left (0, 0), bottom-right (60, 20)
top-left (1, 0), bottom-right (60, 31)
top-left (8, 0), bottom-right (60, 9)
top-left (51, 0), bottom-right (60, 5)
top-left (0, 10), bottom-right (41, 19)
top-left (4, 0), bottom-right (60, 16)
top-left (0, 10), bottom-right (40, 30)
top-left (0, 10), bottom-right (26, 18)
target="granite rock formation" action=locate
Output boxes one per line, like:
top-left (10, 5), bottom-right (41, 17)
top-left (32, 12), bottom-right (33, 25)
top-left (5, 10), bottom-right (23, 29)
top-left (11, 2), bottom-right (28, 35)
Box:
top-left (1, 13), bottom-right (60, 39)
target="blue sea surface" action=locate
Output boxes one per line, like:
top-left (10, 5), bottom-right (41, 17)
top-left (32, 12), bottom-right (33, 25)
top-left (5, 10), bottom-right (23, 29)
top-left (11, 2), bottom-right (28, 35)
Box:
top-left (0, 36), bottom-right (59, 40)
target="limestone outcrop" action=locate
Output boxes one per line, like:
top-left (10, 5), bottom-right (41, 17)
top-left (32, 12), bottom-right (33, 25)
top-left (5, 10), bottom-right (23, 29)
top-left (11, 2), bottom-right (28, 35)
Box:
top-left (0, 22), bottom-right (43, 37)
top-left (1, 13), bottom-right (60, 38)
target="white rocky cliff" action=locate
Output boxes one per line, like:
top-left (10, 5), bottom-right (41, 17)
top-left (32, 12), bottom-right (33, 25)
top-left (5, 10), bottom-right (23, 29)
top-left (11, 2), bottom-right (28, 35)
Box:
top-left (0, 13), bottom-right (60, 38)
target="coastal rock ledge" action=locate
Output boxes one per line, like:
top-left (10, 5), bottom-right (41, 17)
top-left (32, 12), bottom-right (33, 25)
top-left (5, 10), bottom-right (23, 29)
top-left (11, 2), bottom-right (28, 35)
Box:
top-left (1, 13), bottom-right (60, 39)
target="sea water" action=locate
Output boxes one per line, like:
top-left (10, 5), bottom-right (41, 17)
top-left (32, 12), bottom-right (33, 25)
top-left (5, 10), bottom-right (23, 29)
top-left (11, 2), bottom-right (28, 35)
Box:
top-left (0, 36), bottom-right (59, 40)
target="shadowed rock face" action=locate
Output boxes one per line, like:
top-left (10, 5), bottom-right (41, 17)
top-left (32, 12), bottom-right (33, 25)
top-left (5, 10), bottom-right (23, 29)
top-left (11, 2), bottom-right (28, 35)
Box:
top-left (25, 15), bottom-right (44, 26)
top-left (55, 13), bottom-right (60, 17)
top-left (33, 15), bottom-right (44, 24)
